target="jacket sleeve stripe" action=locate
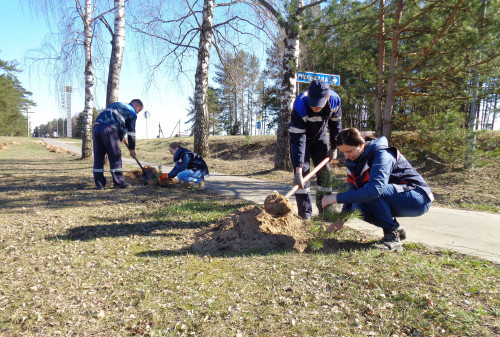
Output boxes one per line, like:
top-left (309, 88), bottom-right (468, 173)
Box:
top-left (308, 116), bottom-right (323, 122)
top-left (289, 126), bottom-right (306, 133)
top-left (111, 109), bottom-right (126, 124)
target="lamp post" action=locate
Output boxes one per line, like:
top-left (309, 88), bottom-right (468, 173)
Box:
top-left (25, 107), bottom-right (34, 137)
top-left (144, 110), bottom-right (151, 139)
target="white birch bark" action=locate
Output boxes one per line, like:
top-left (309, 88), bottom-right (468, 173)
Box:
top-left (193, 0), bottom-right (214, 157)
top-left (81, 0), bottom-right (95, 158)
top-left (275, 0), bottom-right (302, 171)
top-left (106, 0), bottom-right (125, 106)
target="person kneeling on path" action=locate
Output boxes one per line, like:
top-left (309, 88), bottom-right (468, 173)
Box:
top-left (161, 142), bottom-right (209, 189)
top-left (321, 128), bottom-right (434, 252)
top-left (93, 99), bottom-right (143, 189)
top-left (289, 79), bottom-right (343, 220)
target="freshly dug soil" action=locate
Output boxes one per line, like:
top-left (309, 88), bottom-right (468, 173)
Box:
top-left (35, 140), bottom-right (76, 155)
top-left (186, 205), bottom-right (311, 253)
top-left (125, 166), bottom-right (160, 186)
top-left (264, 191), bottom-right (293, 216)
top-left (124, 166), bottom-right (185, 188)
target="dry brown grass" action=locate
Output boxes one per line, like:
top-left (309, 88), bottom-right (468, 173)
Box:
top-left (0, 137), bottom-right (498, 336)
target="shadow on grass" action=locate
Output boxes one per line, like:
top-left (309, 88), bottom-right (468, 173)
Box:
top-left (249, 168), bottom-right (275, 177)
top-left (136, 238), bottom-right (374, 258)
top-left (310, 238), bottom-right (374, 254)
top-left (136, 247), bottom-right (293, 258)
top-left (46, 220), bottom-right (204, 241)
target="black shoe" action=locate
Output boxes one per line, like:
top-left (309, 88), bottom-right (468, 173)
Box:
top-left (372, 230), bottom-right (403, 252)
top-left (114, 183), bottom-right (131, 189)
top-left (397, 227), bottom-right (407, 241)
top-left (391, 218), bottom-right (406, 241)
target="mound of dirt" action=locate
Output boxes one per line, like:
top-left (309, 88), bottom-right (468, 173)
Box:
top-left (124, 167), bottom-right (184, 188)
top-left (185, 205), bottom-right (311, 253)
top-left (125, 166), bottom-right (159, 186)
top-left (264, 191), bottom-right (293, 216)
top-left (36, 140), bottom-right (76, 155)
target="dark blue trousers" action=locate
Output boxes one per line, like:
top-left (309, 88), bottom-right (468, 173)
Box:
top-left (291, 133), bottom-right (331, 219)
top-left (352, 185), bottom-right (432, 230)
top-left (92, 124), bottom-right (125, 188)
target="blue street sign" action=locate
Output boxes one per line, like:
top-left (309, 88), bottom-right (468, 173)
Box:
top-left (256, 121), bottom-right (261, 130)
top-left (297, 71), bottom-right (340, 86)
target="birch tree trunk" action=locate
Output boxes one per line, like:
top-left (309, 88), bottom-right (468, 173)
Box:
top-left (106, 0), bottom-right (125, 106)
top-left (382, 0), bottom-right (403, 142)
top-left (274, 1), bottom-right (302, 171)
top-left (193, 0), bottom-right (214, 157)
top-left (374, 0), bottom-right (385, 137)
top-left (81, 0), bottom-right (95, 158)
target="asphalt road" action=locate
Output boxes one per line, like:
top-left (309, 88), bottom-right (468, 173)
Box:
top-left (42, 137), bottom-right (500, 264)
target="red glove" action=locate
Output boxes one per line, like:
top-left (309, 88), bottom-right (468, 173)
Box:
top-left (160, 173), bottom-right (169, 181)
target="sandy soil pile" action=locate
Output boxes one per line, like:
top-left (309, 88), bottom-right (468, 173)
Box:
top-left (35, 140), bottom-right (75, 155)
top-left (125, 166), bottom-right (160, 186)
top-left (264, 191), bottom-right (293, 216)
top-left (186, 205), bottom-right (311, 253)
top-left (124, 167), bottom-right (185, 188)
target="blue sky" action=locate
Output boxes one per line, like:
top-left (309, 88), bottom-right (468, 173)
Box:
top-left (0, 2), bottom-right (198, 139)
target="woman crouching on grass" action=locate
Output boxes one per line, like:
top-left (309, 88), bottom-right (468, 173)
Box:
top-left (321, 128), bottom-right (434, 252)
top-left (161, 142), bottom-right (210, 189)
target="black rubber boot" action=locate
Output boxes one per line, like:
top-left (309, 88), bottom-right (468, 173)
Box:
top-left (372, 229), bottom-right (403, 252)
top-left (392, 218), bottom-right (406, 241)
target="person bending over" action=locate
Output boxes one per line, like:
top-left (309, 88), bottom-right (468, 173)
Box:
top-left (162, 142), bottom-right (209, 189)
top-left (93, 99), bottom-right (143, 189)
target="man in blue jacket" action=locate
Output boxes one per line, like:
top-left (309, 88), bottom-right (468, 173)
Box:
top-left (93, 99), bottom-right (143, 189)
top-left (289, 79), bottom-right (342, 219)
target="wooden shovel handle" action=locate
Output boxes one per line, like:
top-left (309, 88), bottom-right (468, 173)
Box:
top-left (284, 156), bottom-right (331, 199)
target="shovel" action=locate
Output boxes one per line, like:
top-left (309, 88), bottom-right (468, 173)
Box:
top-left (284, 156), bottom-right (331, 198)
top-left (264, 156), bottom-right (331, 216)
top-left (122, 139), bottom-right (157, 184)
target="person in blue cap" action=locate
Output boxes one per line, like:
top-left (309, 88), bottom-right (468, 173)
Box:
top-left (92, 99), bottom-right (143, 189)
top-left (289, 79), bottom-right (342, 219)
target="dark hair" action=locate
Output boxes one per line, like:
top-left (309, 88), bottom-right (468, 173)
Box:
top-left (130, 99), bottom-right (143, 108)
top-left (169, 142), bottom-right (180, 150)
top-left (336, 128), bottom-right (375, 146)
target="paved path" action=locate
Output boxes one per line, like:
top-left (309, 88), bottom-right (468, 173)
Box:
top-left (42, 138), bottom-right (500, 264)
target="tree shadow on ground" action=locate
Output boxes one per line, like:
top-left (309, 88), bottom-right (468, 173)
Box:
top-left (136, 238), bottom-right (375, 258)
top-left (46, 220), bottom-right (206, 241)
top-left (308, 238), bottom-right (375, 254)
top-left (249, 169), bottom-right (276, 177)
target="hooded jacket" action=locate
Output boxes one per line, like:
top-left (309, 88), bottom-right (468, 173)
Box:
top-left (95, 102), bottom-right (137, 149)
top-left (337, 137), bottom-right (433, 210)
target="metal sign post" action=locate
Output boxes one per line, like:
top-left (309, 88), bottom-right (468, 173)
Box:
top-left (144, 110), bottom-right (151, 139)
top-left (25, 107), bottom-right (34, 137)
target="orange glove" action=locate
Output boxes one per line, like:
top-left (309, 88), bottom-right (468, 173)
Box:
top-left (160, 173), bottom-right (169, 181)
